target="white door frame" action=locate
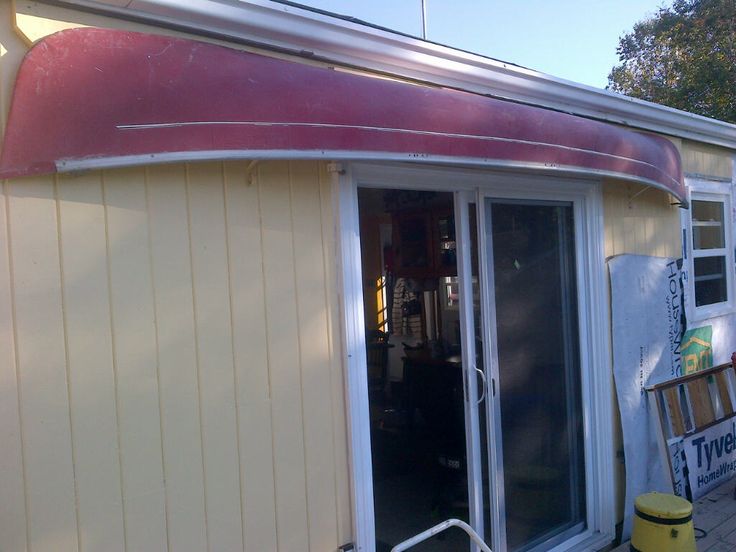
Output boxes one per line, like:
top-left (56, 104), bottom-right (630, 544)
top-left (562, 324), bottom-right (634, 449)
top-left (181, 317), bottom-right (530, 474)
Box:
top-left (455, 190), bottom-right (487, 550)
top-left (476, 179), bottom-right (611, 552)
top-left (334, 162), bottom-right (616, 552)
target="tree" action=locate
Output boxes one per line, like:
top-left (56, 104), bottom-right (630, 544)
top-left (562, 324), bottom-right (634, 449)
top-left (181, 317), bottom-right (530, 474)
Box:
top-left (608, 0), bottom-right (736, 123)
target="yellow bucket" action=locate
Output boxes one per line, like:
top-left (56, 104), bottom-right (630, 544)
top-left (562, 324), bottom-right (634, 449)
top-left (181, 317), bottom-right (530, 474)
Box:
top-left (631, 492), bottom-right (695, 552)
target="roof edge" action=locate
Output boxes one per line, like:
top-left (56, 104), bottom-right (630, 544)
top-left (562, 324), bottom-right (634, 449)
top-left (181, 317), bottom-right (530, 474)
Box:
top-left (39, 0), bottom-right (736, 149)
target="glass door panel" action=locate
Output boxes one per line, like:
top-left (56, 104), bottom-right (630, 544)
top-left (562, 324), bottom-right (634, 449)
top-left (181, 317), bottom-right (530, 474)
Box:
top-left (485, 200), bottom-right (586, 552)
top-left (358, 188), bottom-right (481, 551)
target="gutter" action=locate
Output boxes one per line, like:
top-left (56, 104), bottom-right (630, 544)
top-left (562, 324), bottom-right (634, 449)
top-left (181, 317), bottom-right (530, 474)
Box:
top-left (36, 0), bottom-right (736, 150)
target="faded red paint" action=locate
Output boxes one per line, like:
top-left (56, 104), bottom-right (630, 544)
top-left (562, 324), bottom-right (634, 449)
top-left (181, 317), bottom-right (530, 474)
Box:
top-left (0, 28), bottom-right (684, 201)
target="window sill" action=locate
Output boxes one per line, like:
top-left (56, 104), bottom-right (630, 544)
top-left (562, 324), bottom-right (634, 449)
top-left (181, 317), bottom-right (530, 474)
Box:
top-left (690, 302), bottom-right (736, 323)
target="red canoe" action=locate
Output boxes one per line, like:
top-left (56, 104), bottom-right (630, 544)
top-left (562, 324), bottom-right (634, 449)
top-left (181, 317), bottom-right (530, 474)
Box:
top-left (0, 27), bottom-right (684, 202)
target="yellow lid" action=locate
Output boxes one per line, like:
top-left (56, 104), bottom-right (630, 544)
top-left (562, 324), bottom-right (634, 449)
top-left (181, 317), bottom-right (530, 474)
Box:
top-left (635, 492), bottom-right (692, 519)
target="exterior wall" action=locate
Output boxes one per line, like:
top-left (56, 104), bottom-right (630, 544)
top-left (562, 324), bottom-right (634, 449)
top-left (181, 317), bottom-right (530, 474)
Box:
top-left (0, 159), bottom-right (352, 552)
top-left (0, 6), bottom-right (351, 552)
top-left (3, 2), bottom-right (734, 551)
top-left (602, 182), bottom-right (682, 525)
top-left (602, 181), bottom-right (682, 259)
top-left (680, 139), bottom-right (733, 180)
top-left (601, 138), bottom-right (734, 261)
top-left (602, 140), bottom-right (734, 527)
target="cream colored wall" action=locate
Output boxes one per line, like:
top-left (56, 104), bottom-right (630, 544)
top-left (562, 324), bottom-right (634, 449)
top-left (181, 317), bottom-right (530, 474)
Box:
top-left (674, 137), bottom-right (733, 180)
top-left (0, 160), bottom-right (352, 552)
top-left (602, 181), bottom-right (682, 259)
top-left (0, 5), bottom-right (351, 552)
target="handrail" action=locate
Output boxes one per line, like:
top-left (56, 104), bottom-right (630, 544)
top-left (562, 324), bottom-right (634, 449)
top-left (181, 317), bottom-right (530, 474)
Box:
top-left (390, 518), bottom-right (492, 552)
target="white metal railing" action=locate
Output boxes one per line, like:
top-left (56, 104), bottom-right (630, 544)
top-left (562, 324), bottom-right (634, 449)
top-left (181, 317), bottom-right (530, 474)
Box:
top-left (390, 518), bottom-right (493, 552)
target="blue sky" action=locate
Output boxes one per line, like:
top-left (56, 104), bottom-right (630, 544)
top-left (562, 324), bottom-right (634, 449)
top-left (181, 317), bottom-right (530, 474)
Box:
top-left (290, 0), bottom-right (667, 89)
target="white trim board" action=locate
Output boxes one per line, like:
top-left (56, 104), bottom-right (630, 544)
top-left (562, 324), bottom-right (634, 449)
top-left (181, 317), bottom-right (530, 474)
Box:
top-left (53, 151), bottom-right (686, 204)
top-left (682, 177), bottom-right (736, 322)
top-left (332, 163), bottom-right (376, 552)
top-left (38, 0), bottom-right (736, 149)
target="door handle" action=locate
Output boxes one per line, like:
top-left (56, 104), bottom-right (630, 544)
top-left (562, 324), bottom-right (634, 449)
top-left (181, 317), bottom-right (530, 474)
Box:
top-left (475, 366), bottom-right (487, 404)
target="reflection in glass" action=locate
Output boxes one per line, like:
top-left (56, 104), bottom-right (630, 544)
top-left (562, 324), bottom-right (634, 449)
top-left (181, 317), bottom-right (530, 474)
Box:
top-left (694, 256), bottom-right (728, 306)
top-left (691, 200), bottom-right (725, 250)
top-left (358, 188), bottom-right (471, 551)
top-left (488, 201), bottom-right (585, 551)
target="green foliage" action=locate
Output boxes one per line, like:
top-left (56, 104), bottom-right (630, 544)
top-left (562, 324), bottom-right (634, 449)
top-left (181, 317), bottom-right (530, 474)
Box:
top-left (608, 0), bottom-right (736, 123)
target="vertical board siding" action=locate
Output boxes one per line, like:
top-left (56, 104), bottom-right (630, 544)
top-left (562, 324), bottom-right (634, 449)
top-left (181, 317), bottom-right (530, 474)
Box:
top-left (258, 163), bottom-right (311, 552)
top-left (290, 162), bottom-right (339, 551)
top-left (223, 162), bottom-right (279, 552)
top-left (0, 161), bottom-right (351, 552)
top-left (103, 169), bottom-right (169, 552)
top-left (681, 140), bottom-right (733, 180)
top-left (0, 33), bottom-right (20, 552)
top-left (0, 183), bottom-right (28, 552)
top-left (6, 178), bottom-right (79, 552)
top-left (56, 173), bottom-right (125, 552)
top-left (186, 163), bottom-right (244, 552)
top-left (147, 164), bottom-right (209, 552)
top-left (602, 182), bottom-right (682, 259)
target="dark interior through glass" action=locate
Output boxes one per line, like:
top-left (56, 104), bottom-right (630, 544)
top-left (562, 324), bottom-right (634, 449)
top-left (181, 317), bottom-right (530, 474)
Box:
top-left (357, 190), bottom-right (587, 552)
top-left (489, 201), bottom-right (586, 551)
top-left (358, 188), bottom-right (472, 551)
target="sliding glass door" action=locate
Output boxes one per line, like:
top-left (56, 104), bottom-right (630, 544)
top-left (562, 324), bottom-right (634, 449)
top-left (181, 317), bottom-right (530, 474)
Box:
top-left (478, 198), bottom-right (587, 552)
top-left (454, 192), bottom-right (589, 552)
top-left (345, 165), bottom-right (612, 552)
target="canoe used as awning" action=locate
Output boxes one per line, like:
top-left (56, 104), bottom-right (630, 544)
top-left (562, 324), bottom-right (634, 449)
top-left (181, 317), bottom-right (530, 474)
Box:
top-left (0, 27), bottom-right (684, 203)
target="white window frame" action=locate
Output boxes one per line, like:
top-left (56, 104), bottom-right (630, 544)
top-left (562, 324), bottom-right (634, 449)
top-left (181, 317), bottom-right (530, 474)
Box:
top-left (683, 177), bottom-right (736, 322)
top-left (333, 162), bottom-right (615, 552)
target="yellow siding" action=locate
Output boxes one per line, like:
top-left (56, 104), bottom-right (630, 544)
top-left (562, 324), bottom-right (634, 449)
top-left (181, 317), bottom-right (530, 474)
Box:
top-left (603, 180), bottom-right (683, 525)
top-left (0, 172), bottom-right (26, 552)
top-left (5, 177), bottom-right (79, 552)
top-left (57, 172), bottom-right (126, 552)
top-left (602, 181), bottom-right (682, 259)
top-left (681, 140), bottom-right (733, 180)
top-left (146, 164), bottom-right (209, 552)
top-left (0, 5), bottom-right (352, 552)
top-left (0, 161), bottom-right (351, 552)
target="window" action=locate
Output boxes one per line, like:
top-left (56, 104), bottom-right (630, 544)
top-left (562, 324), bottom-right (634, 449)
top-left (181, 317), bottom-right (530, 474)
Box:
top-left (686, 181), bottom-right (735, 318)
